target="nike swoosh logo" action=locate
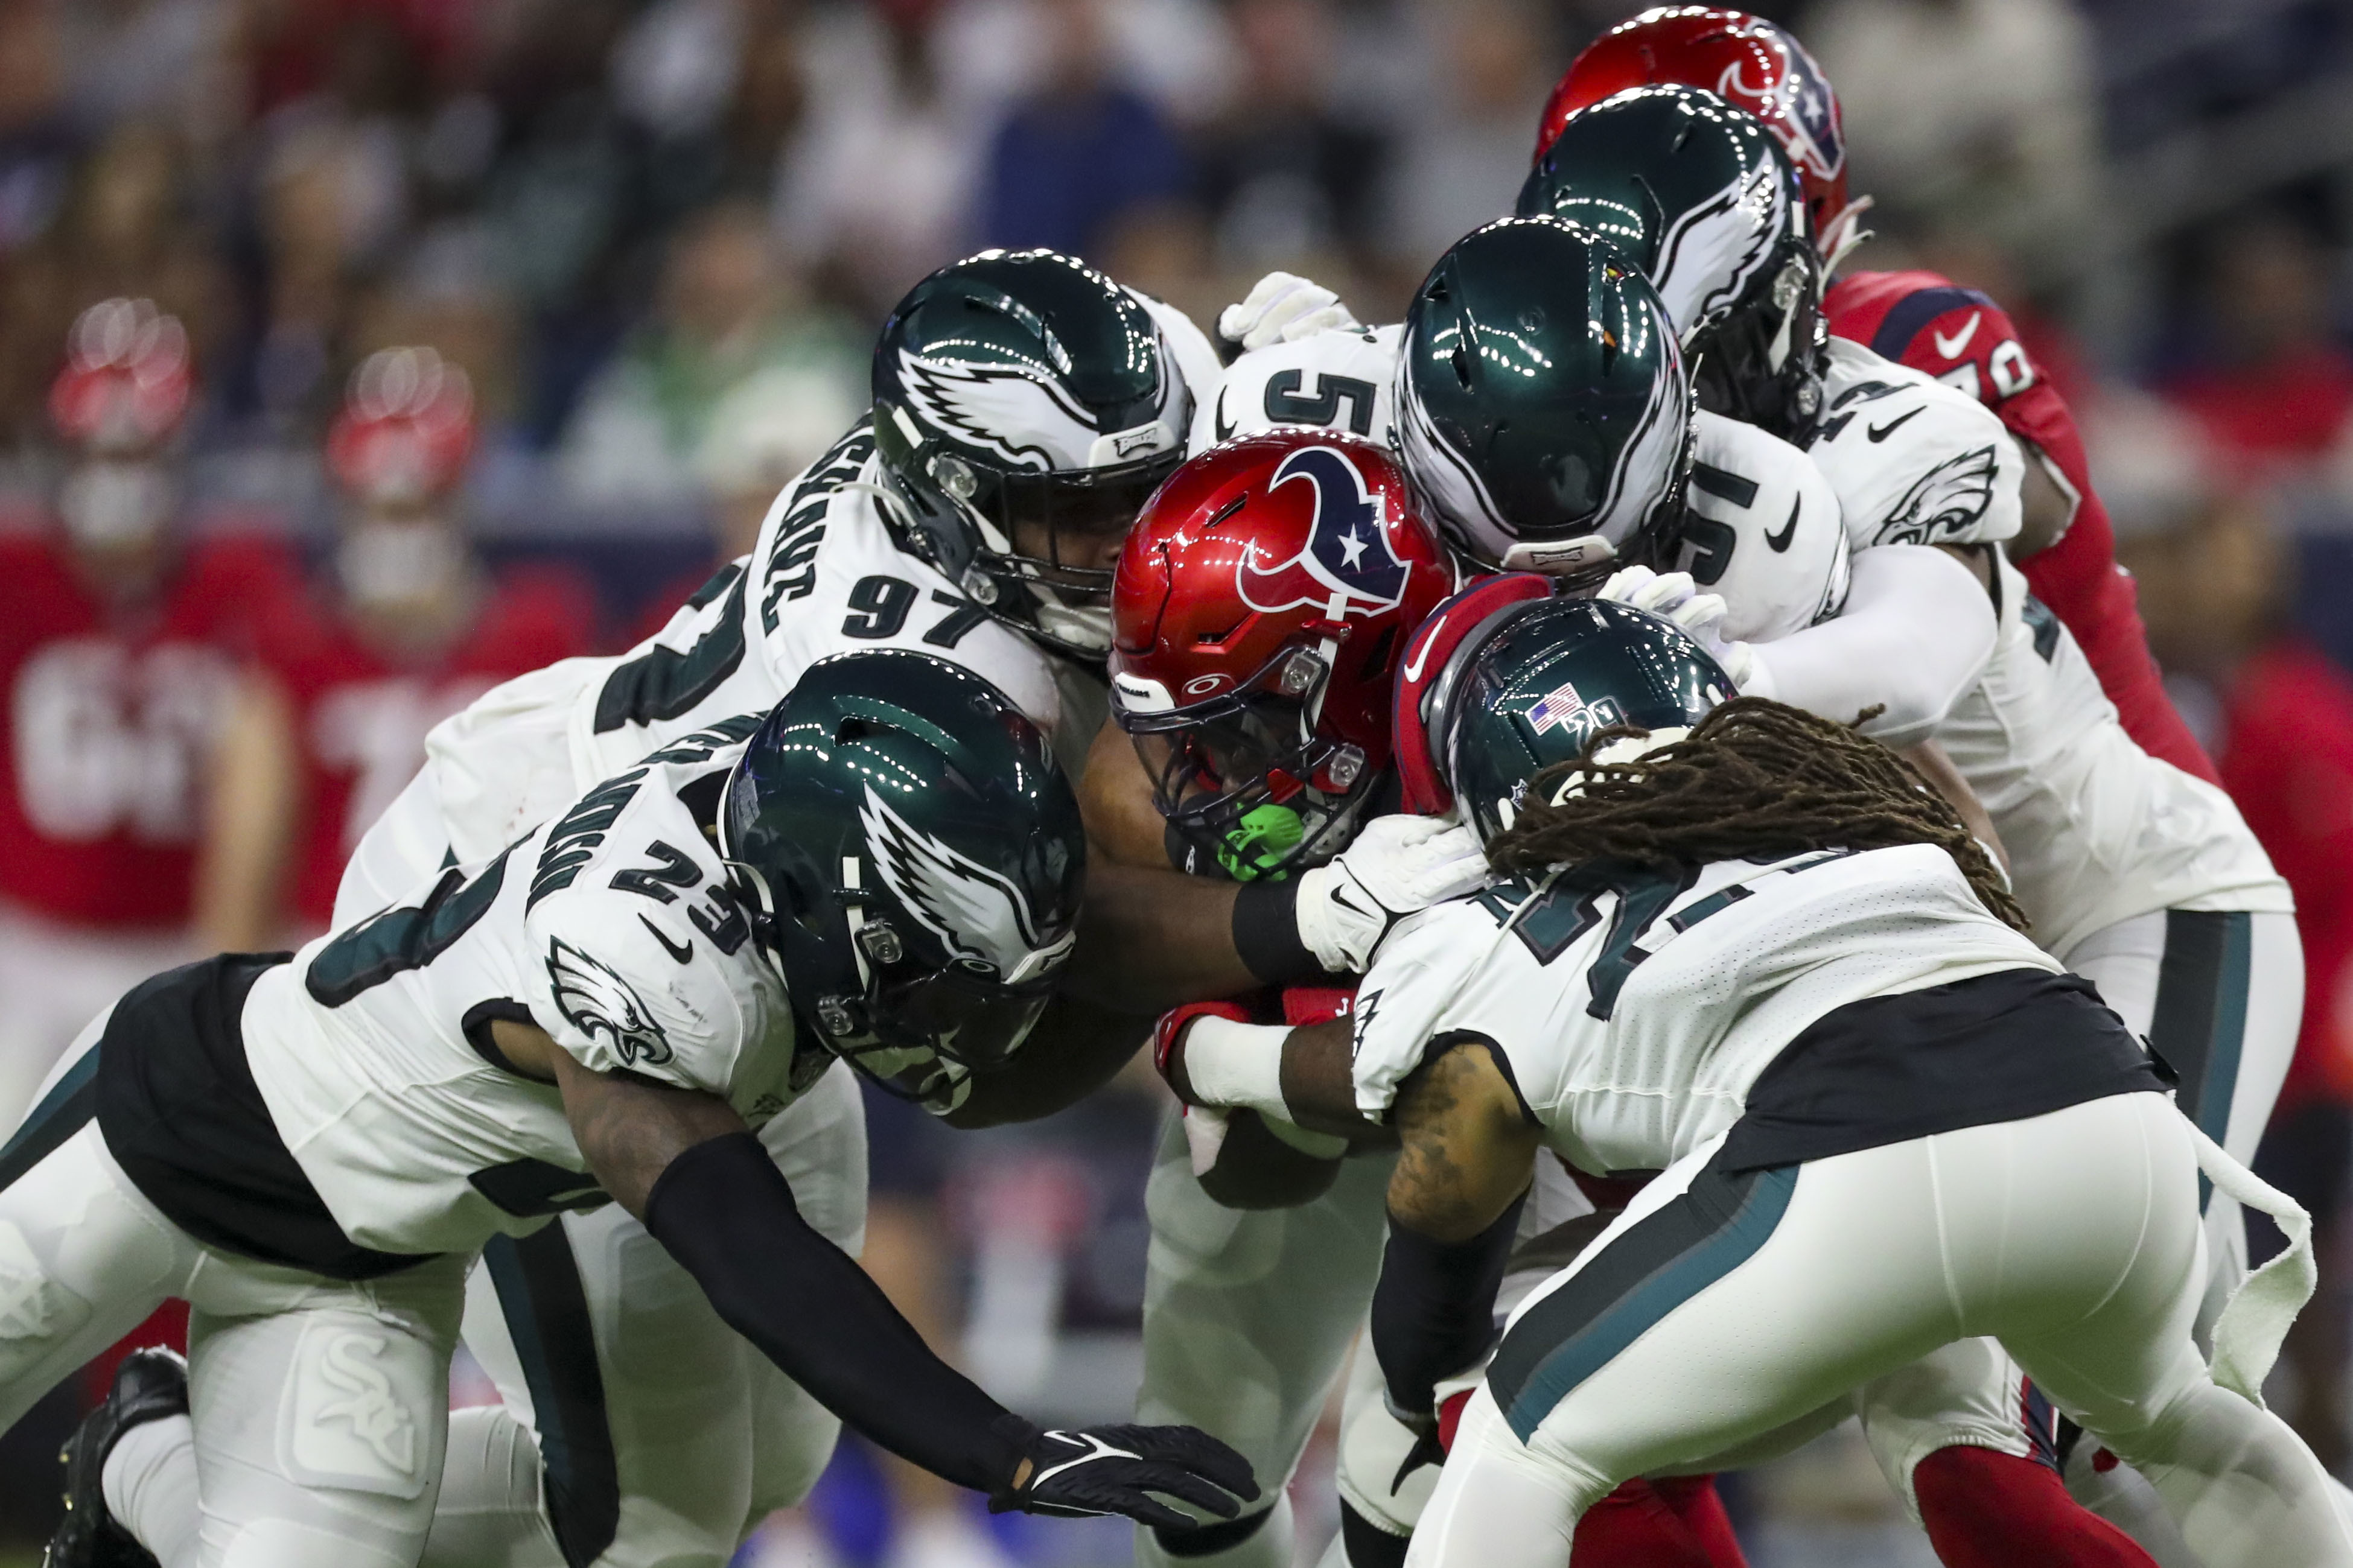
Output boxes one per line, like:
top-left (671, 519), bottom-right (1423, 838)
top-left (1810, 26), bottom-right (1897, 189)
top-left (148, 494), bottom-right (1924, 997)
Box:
top-left (1867, 407), bottom-right (1924, 443)
top-left (1214, 389), bottom-right (1236, 444)
top-left (1401, 615), bottom-right (1446, 682)
top-left (1034, 1430), bottom-right (1141, 1488)
top-left (640, 915), bottom-right (694, 965)
top-left (1763, 498), bottom-right (1801, 552)
top-left (1932, 313), bottom-right (1981, 360)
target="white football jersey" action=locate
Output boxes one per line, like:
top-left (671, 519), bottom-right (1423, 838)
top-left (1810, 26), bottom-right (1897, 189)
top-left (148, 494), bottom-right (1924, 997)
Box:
top-left (1199, 325), bottom-right (1403, 451)
top-left (1351, 845), bottom-right (2055, 1176)
top-left (1935, 551), bottom-right (2288, 955)
top-left (245, 720), bottom-right (815, 1256)
top-left (418, 422), bottom-right (1066, 869)
top-left (1806, 338), bottom-right (2024, 550)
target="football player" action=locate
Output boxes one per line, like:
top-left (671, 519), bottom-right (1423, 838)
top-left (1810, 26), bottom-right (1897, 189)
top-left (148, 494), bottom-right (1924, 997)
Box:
top-left (278, 248), bottom-right (1413, 1568)
top-left (20, 652), bottom-right (1258, 1568)
top-left (1106, 431), bottom-right (1762, 1568)
top-left (1161, 596), bottom-right (2345, 1568)
top-left (1106, 226), bottom-right (2025, 1568)
top-left (1526, 66), bottom-right (2300, 1557)
top-left (1535, 5), bottom-right (2217, 787)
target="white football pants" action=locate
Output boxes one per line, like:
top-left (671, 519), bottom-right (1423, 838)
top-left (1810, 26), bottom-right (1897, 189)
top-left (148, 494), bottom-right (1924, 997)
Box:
top-left (0, 1017), bottom-right (470, 1568)
top-left (1408, 1093), bottom-right (2351, 1568)
top-left (1133, 1113), bottom-right (1398, 1568)
top-left (423, 1061), bottom-right (868, 1568)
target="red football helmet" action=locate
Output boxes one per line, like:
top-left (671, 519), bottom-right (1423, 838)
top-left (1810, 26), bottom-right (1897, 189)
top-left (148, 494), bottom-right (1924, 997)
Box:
top-left (49, 298), bottom-right (191, 455)
top-left (1539, 8), bottom-right (1865, 267)
top-left (326, 347), bottom-right (476, 507)
top-left (1109, 430), bottom-right (1457, 880)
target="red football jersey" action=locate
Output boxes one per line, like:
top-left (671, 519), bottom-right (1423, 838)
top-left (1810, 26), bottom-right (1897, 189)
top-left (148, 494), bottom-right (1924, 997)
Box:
top-left (1826, 270), bottom-right (2222, 786)
top-left (261, 564), bottom-right (596, 928)
top-left (0, 528), bottom-right (301, 927)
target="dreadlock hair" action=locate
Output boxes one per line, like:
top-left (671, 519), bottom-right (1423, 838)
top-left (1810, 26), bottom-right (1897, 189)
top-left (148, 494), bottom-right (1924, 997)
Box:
top-left (1486, 696), bottom-right (2027, 931)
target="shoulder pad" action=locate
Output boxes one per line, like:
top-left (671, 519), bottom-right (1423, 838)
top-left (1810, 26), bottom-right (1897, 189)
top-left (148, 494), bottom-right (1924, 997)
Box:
top-left (523, 777), bottom-right (772, 1090)
top-left (1808, 341), bottom-right (2022, 549)
top-left (1681, 411), bottom-right (1849, 641)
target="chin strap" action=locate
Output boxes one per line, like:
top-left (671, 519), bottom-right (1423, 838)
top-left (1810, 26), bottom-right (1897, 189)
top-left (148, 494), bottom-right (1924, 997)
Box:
top-left (1820, 195), bottom-right (1876, 276)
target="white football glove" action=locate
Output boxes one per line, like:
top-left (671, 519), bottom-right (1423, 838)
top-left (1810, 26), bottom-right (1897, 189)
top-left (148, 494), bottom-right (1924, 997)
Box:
top-left (1218, 271), bottom-right (1360, 354)
top-left (1596, 565), bottom-right (1759, 690)
top-left (1292, 814), bottom-right (1490, 975)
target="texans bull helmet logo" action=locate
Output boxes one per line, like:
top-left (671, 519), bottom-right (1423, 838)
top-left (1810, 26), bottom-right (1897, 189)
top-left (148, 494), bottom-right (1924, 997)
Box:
top-left (1235, 444), bottom-right (1410, 619)
top-left (1716, 34), bottom-right (1844, 183)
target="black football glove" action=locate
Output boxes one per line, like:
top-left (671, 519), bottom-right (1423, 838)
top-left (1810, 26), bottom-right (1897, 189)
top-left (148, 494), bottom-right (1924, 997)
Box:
top-left (987, 1418), bottom-right (1261, 1531)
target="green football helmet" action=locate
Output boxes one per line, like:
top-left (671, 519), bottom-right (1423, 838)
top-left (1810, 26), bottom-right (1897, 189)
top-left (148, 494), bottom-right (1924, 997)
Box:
top-left (1394, 217), bottom-right (1695, 581)
top-left (873, 249), bottom-right (1194, 661)
top-left (720, 649), bottom-right (1086, 1108)
top-left (1432, 596), bottom-right (1736, 846)
top-left (1518, 84), bottom-right (1826, 442)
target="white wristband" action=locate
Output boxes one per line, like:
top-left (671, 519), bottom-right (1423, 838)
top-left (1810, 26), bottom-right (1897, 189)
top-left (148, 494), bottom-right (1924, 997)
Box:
top-left (1182, 1015), bottom-right (1292, 1120)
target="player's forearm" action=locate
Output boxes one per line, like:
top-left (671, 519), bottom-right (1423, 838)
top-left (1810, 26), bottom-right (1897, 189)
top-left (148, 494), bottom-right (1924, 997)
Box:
top-left (541, 1031), bottom-right (746, 1216)
top-left (1371, 1187), bottom-right (1527, 1420)
top-left (944, 994), bottom-right (1150, 1128)
top-left (1171, 1016), bottom-right (1385, 1139)
top-left (193, 671), bottom-right (300, 953)
top-left (1068, 861), bottom-right (1259, 1010)
top-left (643, 1131), bottom-right (1031, 1494)
top-left (1746, 545), bottom-right (1995, 747)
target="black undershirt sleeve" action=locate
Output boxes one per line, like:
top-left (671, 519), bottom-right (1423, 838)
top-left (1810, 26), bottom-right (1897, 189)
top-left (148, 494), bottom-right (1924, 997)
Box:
top-left (1369, 1186), bottom-right (1528, 1416)
top-left (643, 1131), bottom-right (1030, 1493)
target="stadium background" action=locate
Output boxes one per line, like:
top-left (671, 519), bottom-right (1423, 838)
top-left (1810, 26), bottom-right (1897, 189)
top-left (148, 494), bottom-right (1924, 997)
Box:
top-left (5, 0), bottom-right (2353, 1563)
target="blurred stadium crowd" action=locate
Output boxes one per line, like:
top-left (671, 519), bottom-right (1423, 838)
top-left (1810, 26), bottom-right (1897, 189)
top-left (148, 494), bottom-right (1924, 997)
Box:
top-left (10, 0), bottom-right (2353, 1562)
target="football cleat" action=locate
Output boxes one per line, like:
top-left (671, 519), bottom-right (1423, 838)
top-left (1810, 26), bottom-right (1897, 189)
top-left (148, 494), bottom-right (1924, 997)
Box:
top-left (46, 1346), bottom-right (188, 1568)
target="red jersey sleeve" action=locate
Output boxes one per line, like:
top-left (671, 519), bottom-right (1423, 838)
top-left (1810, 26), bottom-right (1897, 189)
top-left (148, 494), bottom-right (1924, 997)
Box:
top-left (1826, 270), bottom-right (2221, 786)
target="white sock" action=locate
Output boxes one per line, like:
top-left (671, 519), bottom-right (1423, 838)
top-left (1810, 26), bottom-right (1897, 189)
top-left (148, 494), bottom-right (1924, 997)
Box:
top-left (101, 1413), bottom-right (200, 1568)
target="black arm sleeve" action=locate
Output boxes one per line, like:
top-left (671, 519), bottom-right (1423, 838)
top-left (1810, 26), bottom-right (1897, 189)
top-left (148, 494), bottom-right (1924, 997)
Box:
top-left (1231, 877), bottom-right (1323, 988)
top-left (643, 1131), bottom-right (1031, 1493)
top-left (1369, 1186), bottom-right (1529, 1415)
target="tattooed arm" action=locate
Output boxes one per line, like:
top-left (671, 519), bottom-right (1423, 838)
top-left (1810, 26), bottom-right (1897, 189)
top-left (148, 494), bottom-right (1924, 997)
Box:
top-left (1386, 1041), bottom-right (1541, 1242)
top-left (1371, 1040), bottom-right (1538, 1432)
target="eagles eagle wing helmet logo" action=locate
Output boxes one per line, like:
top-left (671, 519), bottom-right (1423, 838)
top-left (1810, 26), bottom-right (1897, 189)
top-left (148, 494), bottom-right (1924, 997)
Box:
top-left (1237, 444), bottom-right (1409, 616)
top-left (1650, 158), bottom-right (1786, 342)
top-left (546, 937), bottom-right (673, 1067)
top-left (1873, 445), bottom-right (1999, 545)
top-left (894, 349), bottom-right (1104, 473)
top-left (859, 786), bottom-right (1075, 985)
